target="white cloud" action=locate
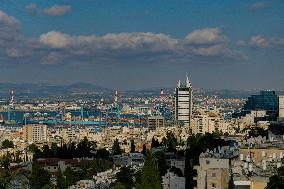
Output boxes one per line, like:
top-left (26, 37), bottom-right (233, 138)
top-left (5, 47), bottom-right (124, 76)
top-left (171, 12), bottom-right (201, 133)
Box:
top-left (43, 5), bottom-right (71, 16)
top-left (35, 30), bottom-right (243, 64)
top-left (249, 35), bottom-right (284, 48)
top-left (0, 10), bottom-right (246, 66)
top-left (185, 28), bottom-right (227, 45)
top-left (39, 31), bottom-right (70, 48)
top-left (0, 10), bottom-right (20, 31)
top-left (39, 31), bottom-right (180, 52)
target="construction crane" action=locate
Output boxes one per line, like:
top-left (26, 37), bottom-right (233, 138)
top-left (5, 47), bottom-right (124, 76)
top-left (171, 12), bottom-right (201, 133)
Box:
top-left (7, 90), bottom-right (16, 121)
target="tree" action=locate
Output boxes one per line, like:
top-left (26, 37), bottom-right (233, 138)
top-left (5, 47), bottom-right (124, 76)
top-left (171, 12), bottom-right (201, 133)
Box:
top-left (42, 184), bottom-right (54, 189)
top-left (151, 137), bottom-right (160, 148)
top-left (30, 162), bottom-right (50, 189)
top-left (77, 137), bottom-right (96, 158)
top-left (56, 168), bottom-right (66, 189)
top-left (1, 154), bottom-right (10, 169)
top-left (266, 166), bottom-right (284, 189)
top-left (136, 152), bottom-right (161, 189)
top-left (112, 139), bottom-right (122, 155)
top-left (85, 159), bottom-right (111, 180)
top-left (142, 144), bottom-right (147, 155)
top-left (130, 140), bottom-right (135, 153)
top-left (0, 155), bottom-right (12, 189)
top-left (42, 144), bottom-right (51, 158)
top-left (63, 166), bottom-right (80, 187)
top-left (153, 151), bottom-right (168, 179)
top-left (96, 148), bottom-right (110, 159)
top-left (27, 143), bottom-right (38, 153)
top-left (114, 182), bottom-right (127, 189)
top-left (161, 131), bottom-right (178, 152)
top-left (50, 143), bottom-right (59, 158)
top-left (0, 168), bottom-right (12, 189)
top-left (116, 166), bottom-right (134, 189)
top-left (27, 144), bottom-right (42, 160)
top-left (1, 139), bottom-right (14, 149)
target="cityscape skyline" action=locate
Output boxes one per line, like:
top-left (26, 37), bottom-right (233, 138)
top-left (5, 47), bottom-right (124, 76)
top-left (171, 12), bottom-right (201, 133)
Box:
top-left (0, 1), bottom-right (283, 90)
top-left (1, 1), bottom-right (284, 189)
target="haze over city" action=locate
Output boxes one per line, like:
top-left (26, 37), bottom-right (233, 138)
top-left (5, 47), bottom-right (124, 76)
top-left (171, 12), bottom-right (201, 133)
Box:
top-left (0, 0), bottom-right (283, 90)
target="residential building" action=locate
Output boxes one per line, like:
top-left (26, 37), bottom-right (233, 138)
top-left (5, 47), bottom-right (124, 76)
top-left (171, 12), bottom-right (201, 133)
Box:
top-left (23, 124), bottom-right (47, 143)
top-left (147, 115), bottom-right (165, 130)
top-left (162, 171), bottom-right (185, 189)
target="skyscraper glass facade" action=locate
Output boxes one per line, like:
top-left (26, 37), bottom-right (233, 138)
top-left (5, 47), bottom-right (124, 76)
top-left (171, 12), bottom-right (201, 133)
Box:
top-left (244, 91), bottom-right (279, 111)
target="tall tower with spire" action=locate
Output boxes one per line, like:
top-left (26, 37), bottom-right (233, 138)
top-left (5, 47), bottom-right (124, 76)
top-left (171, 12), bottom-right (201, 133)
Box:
top-left (173, 75), bottom-right (193, 129)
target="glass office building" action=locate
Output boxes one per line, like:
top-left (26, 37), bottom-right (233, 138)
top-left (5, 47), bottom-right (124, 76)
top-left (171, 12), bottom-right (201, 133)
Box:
top-left (243, 91), bottom-right (279, 120)
top-left (244, 91), bottom-right (279, 111)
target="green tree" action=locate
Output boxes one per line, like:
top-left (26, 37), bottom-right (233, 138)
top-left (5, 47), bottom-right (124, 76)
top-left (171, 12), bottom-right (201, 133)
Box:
top-left (130, 140), bottom-right (136, 153)
top-left (116, 166), bottom-right (134, 189)
top-left (85, 160), bottom-right (111, 180)
top-left (50, 143), bottom-right (59, 158)
top-left (153, 151), bottom-right (168, 179)
top-left (63, 167), bottom-right (79, 187)
top-left (42, 184), bottom-right (54, 189)
top-left (0, 155), bottom-right (12, 189)
top-left (134, 170), bottom-right (142, 186)
top-left (1, 139), bottom-right (14, 149)
top-left (1, 154), bottom-right (10, 169)
top-left (77, 137), bottom-right (96, 158)
top-left (42, 144), bottom-right (51, 158)
top-left (114, 182), bottom-right (127, 189)
top-left (27, 143), bottom-right (38, 153)
top-left (30, 162), bottom-right (50, 189)
top-left (27, 144), bottom-right (42, 160)
top-left (161, 131), bottom-right (178, 152)
top-left (266, 166), bottom-right (284, 189)
top-left (112, 139), bottom-right (122, 155)
top-left (151, 137), bottom-right (160, 148)
top-left (142, 144), bottom-right (147, 155)
top-left (56, 168), bottom-right (66, 189)
top-left (136, 152), bottom-right (161, 189)
top-left (96, 148), bottom-right (110, 159)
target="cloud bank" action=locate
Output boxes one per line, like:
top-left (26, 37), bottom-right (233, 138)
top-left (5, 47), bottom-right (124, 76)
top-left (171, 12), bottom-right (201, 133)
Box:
top-left (1, 10), bottom-right (272, 66)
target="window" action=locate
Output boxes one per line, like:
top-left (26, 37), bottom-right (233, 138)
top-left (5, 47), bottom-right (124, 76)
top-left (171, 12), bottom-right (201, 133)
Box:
top-left (206, 160), bottom-right (210, 164)
top-left (212, 183), bottom-right (216, 188)
top-left (211, 172), bottom-right (216, 177)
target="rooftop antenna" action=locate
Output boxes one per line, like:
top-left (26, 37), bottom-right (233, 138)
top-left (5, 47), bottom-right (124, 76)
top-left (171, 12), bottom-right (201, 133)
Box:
top-left (8, 90), bottom-right (15, 120)
top-left (160, 89), bottom-right (165, 104)
top-left (186, 72), bottom-right (192, 88)
top-left (177, 80), bottom-right (181, 88)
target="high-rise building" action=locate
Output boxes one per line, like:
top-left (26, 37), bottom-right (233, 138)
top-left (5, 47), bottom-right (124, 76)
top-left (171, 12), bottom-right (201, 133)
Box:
top-left (23, 124), bottom-right (47, 142)
top-left (279, 96), bottom-right (284, 121)
top-left (242, 91), bottom-right (279, 120)
top-left (244, 91), bottom-right (279, 112)
top-left (173, 76), bottom-right (193, 128)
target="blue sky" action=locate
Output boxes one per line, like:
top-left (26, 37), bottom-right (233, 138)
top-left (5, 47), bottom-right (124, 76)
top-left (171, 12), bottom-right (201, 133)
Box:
top-left (0, 0), bottom-right (283, 90)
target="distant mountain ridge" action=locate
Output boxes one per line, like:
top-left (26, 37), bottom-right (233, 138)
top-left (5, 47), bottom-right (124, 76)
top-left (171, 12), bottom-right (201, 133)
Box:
top-left (0, 83), bottom-right (283, 99)
top-left (0, 82), bottom-right (112, 97)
